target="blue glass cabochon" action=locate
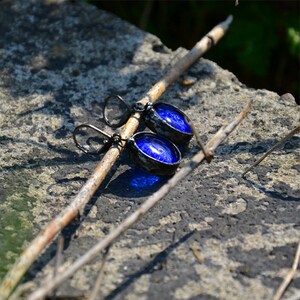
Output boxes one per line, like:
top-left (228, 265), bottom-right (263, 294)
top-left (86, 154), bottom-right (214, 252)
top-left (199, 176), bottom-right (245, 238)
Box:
top-left (135, 134), bottom-right (180, 164)
top-left (155, 103), bottom-right (192, 134)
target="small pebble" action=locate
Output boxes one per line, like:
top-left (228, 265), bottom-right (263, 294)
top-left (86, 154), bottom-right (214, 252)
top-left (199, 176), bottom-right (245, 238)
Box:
top-left (279, 93), bottom-right (296, 105)
top-left (182, 76), bottom-right (197, 86)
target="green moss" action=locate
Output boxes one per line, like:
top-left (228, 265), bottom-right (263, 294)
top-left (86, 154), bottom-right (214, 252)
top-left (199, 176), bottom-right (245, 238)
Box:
top-left (0, 173), bottom-right (36, 279)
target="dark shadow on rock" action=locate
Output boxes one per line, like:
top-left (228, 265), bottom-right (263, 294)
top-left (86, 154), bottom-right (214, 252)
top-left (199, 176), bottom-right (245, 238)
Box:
top-left (0, 138), bottom-right (100, 171)
top-left (105, 230), bottom-right (195, 300)
top-left (227, 242), bottom-right (300, 289)
top-left (24, 163), bottom-right (120, 282)
top-left (216, 136), bottom-right (300, 159)
top-left (183, 133), bottom-right (300, 165)
top-left (188, 295), bottom-right (219, 300)
top-left (244, 178), bottom-right (300, 202)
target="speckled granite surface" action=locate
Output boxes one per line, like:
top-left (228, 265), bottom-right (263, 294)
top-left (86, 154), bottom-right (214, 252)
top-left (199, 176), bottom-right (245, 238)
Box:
top-left (0, 1), bottom-right (299, 299)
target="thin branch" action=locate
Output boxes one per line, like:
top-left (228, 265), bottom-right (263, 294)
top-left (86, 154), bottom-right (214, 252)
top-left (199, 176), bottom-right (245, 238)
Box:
top-left (51, 236), bottom-right (65, 300)
top-left (87, 247), bottom-right (110, 300)
top-left (0, 16), bottom-right (233, 300)
top-left (272, 241), bottom-right (300, 300)
top-left (189, 119), bottom-right (213, 163)
top-left (242, 125), bottom-right (300, 177)
top-left (28, 100), bottom-right (252, 300)
top-left (9, 283), bottom-right (35, 300)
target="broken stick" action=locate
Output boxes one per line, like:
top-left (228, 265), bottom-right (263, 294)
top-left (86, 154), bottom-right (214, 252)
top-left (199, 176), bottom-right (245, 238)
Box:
top-left (242, 125), bottom-right (300, 177)
top-left (272, 241), bottom-right (300, 300)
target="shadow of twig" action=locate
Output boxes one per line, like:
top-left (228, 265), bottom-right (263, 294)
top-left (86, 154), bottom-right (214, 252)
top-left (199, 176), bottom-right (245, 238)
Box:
top-left (105, 230), bottom-right (195, 300)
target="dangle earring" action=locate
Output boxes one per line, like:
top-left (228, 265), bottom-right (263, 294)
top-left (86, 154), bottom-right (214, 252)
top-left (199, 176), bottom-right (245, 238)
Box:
top-left (103, 95), bottom-right (194, 145)
top-left (73, 124), bottom-right (181, 176)
top-left (73, 94), bottom-right (194, 176)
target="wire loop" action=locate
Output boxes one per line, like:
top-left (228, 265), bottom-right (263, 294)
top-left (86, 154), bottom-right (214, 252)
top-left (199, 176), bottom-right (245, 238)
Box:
top-left (73, 123), bottom-right (123, 155)
top-left (103, 94), bottom-right (148, 128)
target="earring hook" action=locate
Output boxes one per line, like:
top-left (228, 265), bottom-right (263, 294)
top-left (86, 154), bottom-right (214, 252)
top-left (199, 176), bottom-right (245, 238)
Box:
top-left (103, 94), bottom-right (148, 128)
top-left (73, 124), bottom-right (113, 155)
top-left (103, 94), bottom-right (131, 128)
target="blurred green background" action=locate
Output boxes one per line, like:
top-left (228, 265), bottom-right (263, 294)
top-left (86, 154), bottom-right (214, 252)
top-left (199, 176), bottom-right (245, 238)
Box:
top-left (88, 0), bottom-right (299, 104)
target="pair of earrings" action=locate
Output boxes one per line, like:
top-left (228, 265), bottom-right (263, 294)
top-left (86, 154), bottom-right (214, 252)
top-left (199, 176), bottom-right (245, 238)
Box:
top-left (73, 95), bottom-right (193, 176)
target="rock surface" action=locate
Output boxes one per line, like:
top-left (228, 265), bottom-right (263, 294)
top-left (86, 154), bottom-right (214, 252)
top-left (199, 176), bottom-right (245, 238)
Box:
top-left (0, 1), bottom-right (299, 299)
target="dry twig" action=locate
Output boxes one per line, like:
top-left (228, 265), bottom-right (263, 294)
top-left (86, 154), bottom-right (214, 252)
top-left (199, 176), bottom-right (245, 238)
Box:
top-left (242, 125), bottom-right (300, 177)
top-left (87, 247), bottom-right (110, 300)
top-left (51, 236), bottom-right (65, 300)
top-left (0, 15), bottom-right (233, 300)
top-left (189, 120), bottom-right (213, 162)
top-left (272, 241), bottom-right (300, 300)
top-left (9, 283), bottom-right (35, 300)
top-left (28, 99), bottom-right (252, 300)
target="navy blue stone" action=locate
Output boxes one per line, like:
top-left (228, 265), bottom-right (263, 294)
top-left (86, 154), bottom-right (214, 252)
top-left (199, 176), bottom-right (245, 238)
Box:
top-left (155, 103), bottom-right (192, 134)
top-left (135, 134), bottom-right (180, 164)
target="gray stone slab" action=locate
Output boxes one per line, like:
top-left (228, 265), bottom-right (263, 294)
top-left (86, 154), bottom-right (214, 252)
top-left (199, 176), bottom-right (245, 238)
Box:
top-left (0, 0), bottom-right (299, 299)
